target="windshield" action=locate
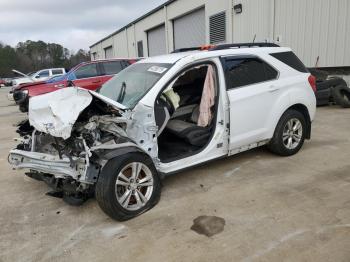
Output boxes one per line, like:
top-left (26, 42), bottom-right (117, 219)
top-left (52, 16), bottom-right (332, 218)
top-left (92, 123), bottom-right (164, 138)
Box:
top-left (98, 63), bottom-right (172, 108)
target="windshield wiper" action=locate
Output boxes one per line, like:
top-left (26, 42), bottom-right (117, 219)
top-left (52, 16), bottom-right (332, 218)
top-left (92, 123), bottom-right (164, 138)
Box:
top-left (117, 81), bottom-right (126, 103)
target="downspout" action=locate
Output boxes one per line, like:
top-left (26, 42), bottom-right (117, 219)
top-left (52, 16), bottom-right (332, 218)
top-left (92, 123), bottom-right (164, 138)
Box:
top-left (133, 23), bottom-right (137, 56)
top-left (270, 0), bottom-right (276, 42)
top-left (164, 5), bottom-right (169, 53)
top-left (229, 0), bottom-right (234, 43)
top-left (125, 28), bottom-right (129, 57)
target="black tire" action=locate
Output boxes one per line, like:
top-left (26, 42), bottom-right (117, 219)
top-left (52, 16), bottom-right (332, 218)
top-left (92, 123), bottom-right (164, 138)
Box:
top-left (332, 85), bottom-right (350, 108)
top-left (268, 110), bottom-right (307, 156)
top-left (95, 152), bottom-right (161, 221)
top-left (315, 88), bottom-right (331, 106)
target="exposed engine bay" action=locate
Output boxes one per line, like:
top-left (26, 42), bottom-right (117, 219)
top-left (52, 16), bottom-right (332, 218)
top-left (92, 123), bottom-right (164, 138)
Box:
top-left (8, 87), bottom-right (157, 205)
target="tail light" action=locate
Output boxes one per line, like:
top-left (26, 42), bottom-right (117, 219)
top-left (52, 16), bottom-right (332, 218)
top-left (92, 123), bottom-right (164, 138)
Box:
top-left (308, 75), bottom-right (317, 92)
top-left (129, 59), bottom-right (137, 64)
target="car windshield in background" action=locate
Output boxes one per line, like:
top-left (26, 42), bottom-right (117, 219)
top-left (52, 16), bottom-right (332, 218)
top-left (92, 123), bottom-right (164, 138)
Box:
top-left (98, 63), bottom-right (172, 108)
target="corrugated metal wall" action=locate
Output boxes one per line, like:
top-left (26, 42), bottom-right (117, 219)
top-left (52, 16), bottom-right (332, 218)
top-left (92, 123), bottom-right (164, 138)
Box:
top-left (173, 8), bottom-right (206, 49)
top-left (91, 0), bottom-right (349, 67)
top-left (274, 0), bottom-right (350, 67)
top-left (147, 25), bottom-right (167, 56)
top-left (232, 0), bottom-right (273, 43)
top-left (104, 46), bottom-right (113, 59)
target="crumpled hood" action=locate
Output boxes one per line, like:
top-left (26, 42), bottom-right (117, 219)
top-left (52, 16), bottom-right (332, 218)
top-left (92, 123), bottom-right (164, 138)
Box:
top-left (28, 87), bottom-right (126, 139)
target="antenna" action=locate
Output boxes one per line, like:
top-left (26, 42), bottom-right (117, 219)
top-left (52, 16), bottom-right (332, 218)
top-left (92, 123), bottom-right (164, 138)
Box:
top-left (252, 34), bottom-right (256, 43)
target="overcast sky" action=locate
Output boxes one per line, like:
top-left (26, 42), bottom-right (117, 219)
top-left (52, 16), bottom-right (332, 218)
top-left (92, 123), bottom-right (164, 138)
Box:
top-left (0, 0), bottom-right (166, 52)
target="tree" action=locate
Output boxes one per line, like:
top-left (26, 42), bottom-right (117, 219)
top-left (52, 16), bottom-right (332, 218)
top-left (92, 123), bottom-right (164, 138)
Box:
top-left (0, 40), bottom-right (90, 77)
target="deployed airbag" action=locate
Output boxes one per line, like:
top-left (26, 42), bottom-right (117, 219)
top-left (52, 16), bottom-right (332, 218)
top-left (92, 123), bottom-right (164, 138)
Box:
top-left (28, 87), bottom-right (92, 139)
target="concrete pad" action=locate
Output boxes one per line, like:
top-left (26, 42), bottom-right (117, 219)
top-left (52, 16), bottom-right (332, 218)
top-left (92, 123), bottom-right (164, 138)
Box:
top-left (0, 86), bottom-right (349, 262)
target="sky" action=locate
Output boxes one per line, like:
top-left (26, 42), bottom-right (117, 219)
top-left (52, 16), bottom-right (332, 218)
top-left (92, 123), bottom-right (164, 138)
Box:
top-left (0, 0), bottom-right (167, 52)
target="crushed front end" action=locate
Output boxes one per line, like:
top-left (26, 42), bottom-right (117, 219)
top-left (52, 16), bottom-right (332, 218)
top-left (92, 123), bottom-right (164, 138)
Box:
top-left (8, 87), bottom-right (155, 205)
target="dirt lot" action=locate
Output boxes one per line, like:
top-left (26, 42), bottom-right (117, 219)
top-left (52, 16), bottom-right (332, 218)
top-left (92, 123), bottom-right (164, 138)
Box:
top-left (1, 86), bottom-right (350, 262)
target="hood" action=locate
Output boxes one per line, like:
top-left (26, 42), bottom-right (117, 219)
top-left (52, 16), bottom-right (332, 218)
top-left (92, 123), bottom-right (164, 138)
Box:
top-left (29, 87), bottom-right (127, 139)
top-left (15, 81), bottom-right (47, 90)
top-left (12, 69), bottom-right (31, 78)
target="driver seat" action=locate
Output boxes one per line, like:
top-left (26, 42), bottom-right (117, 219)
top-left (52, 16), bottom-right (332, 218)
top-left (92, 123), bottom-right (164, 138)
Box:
top-left (166, 106), bottom-right (212, 147)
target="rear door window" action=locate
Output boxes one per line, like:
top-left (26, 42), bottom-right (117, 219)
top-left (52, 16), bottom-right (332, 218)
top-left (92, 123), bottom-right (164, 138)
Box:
top-left (270, 51), bottom-right (308, 73)
top-left (222, 57), bottom-right (278, 89)
top-left (74, 64), bottom-right (98, 79)
top-left (101, 61), bottom-right (123, 75)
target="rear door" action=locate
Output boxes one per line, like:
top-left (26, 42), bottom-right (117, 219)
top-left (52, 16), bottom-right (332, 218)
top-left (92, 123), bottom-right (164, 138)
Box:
top-left (70, 63), bottom-right (101, 90)
top-left (221, 55), bottom-right (280, 152)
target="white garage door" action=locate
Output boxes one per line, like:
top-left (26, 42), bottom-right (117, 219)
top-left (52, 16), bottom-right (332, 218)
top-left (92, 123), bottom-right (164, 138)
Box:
top-left (147, 25), bottom-right (166, 56)
top-left (173, 8), bottom-right (205, 50)
top-left (104, 46), bottom-right (113, 59)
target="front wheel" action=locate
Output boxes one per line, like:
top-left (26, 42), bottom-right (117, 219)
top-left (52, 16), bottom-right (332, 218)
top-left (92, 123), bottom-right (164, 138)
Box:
top-left (268, 110), bottom-right (307, 156)
top-left (95, 153), bottom-right (161, 221)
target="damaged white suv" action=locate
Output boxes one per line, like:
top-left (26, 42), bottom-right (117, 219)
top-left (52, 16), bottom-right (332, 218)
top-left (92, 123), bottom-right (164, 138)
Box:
top-left (9, 43), bottom-right (316, 221)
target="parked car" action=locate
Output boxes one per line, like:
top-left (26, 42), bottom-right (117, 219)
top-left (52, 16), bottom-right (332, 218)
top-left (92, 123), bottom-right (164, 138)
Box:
top-left (8, 43), bottom-right (316, 221)
top-left (0, 78), bottom-right (5, 87)
top-left (11, 68), bottom-right (66, 87)
top-left (13, 59), bottom-right (138, 112)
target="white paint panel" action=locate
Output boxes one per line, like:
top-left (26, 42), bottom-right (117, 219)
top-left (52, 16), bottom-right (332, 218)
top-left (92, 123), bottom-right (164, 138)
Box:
top-left (173, 8), bottom-right (205, 49)
top-left (147, 25), bottom-right (167, 56)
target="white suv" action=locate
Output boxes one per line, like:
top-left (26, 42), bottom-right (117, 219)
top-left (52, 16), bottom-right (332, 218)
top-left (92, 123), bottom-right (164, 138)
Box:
top-left (9, 43), bottom-right (316, 221)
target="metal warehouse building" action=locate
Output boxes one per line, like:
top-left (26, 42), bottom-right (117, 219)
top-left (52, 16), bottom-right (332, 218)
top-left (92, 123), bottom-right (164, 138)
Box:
top-left (90, 0), bottom-right (350, 68)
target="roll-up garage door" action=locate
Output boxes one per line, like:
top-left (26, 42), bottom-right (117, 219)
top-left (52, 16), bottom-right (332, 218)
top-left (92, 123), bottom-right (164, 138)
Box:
top-left (173, 8), bottom-right (205, 50)
top-left (147, 25), bottom-right (166, 56)
top-left (104, 46), bottom-right (113, 59)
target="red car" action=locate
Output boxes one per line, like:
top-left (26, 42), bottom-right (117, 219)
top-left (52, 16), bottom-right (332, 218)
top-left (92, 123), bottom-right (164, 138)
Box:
top-left (13, 58), bottom-right (138, 112)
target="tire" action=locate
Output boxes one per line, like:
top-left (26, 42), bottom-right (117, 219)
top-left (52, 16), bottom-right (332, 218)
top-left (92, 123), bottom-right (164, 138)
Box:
top-left (332, 85), bottom-right (350, 108)
top-left (315, 88), bottom-right (331, 106)
top-left (268, 110), bottom-right (307, 156)
top-left (95, 152), bottom-right (161, 221)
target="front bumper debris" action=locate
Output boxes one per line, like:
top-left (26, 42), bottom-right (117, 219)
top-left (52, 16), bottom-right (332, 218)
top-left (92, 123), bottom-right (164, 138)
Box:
top-left (8, 149), bottom-right (87, 180)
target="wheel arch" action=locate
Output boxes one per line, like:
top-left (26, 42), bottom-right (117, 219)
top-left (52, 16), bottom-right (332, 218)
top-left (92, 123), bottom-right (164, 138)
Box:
top-left (286, 103), bottom-right (312, 139)
top-left (99, 146), bottom-right (152, 162)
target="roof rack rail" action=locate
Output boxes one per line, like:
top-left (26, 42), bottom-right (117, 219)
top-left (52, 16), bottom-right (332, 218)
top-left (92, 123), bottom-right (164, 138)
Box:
top-left (171, 47), bottom-right (202, 53)
top-left (209, 42), bottom-right (280, 51)
top-left (171, 43), bottom-right (280, 54)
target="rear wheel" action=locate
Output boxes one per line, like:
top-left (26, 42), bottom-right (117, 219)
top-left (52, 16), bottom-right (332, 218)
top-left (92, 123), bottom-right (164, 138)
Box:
top-left (268, 110), bottom-right (306, 156)
top-left (95, 153), bottom-right (161, 221)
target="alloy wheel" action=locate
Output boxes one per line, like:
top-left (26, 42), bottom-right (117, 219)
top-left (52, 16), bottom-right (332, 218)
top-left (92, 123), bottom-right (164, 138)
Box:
top-left (115, 162), bottom-right (154, 211)
top-left (282, 118), bottom-right (303, 150)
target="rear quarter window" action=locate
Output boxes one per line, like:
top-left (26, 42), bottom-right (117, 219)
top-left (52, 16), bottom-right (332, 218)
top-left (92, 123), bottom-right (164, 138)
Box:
top-left (270, 51), bottom-right (308, 73)
top-left (102, 61), bottom-right (123, 75)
